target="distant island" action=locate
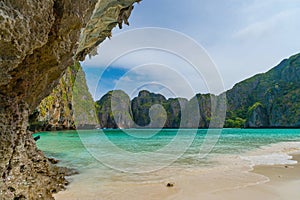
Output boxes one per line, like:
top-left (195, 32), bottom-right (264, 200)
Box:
top-left (29, 53), bottom-right (300, 130)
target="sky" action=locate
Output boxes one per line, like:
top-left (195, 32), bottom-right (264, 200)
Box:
top-left (81, 0), bottom-right (300, 100)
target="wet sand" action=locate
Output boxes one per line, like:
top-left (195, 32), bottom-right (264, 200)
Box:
top-left (208, 154), bottom-right (300, 200)
top-left (55, 150), bottom-right (300, 200)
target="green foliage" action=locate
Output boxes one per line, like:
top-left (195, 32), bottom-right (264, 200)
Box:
top-left (29, 62), bottom-right (96, 131)
top-left (224, 117), bottom-right (246, 128)
top-left (225, 53), bottom-right (300, 127)
top-left (31, 53), bottom-right (300, 130)
top-left (247, 102), bottom-right (263, 116)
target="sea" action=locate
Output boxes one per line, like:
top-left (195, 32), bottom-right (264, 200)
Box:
top-left (34, 129), bottom-right (300, 199)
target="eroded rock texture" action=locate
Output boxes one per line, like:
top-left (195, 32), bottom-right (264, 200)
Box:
top-left (29, 63), bottom-right (97, 132)
top-left (245, 103), bottom-right (269, 128)
top-left (226, 53), bottom-right (300, 128)
top-left (96, 90), bottom-right (134, 129)
top-left (0, 0), bottom-right (139, 199)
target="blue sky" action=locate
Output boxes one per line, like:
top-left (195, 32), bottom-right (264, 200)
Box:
top-left (81, 0), bottom-right (300, 100)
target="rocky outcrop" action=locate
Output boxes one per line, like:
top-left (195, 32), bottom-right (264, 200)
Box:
top-left (96, 53), bottom-right (300, 129)
top-left (245, 103), bottom-right (269, 128)
top-left (131, 90), bottom-right (168, 127)
top-left (96, 90), bottom-right (173, 128)
top-left (0, 0), bottom-right (139, 199)
top-left (96, 90), bottom-right (134, 129)
top-left (29, 62), bottom-right (97, 132)
top-left (96, 90), bottom-right (218, 129)
top-left (226, 53), bottom-right (300, 128)
top-left (28, 66), bottom-right (76, 132)
top-left (195, 94), bottom-right (213, 127)
top-left (163, 98), bottom-right (188, 128)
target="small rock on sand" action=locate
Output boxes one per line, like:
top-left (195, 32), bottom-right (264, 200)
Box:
top-left (166, 182), bottom-right (175, 187)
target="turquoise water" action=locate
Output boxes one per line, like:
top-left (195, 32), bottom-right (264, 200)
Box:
top-left (34, 129), bottom-right (300, 172)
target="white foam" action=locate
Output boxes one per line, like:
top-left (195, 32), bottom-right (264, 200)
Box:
top-left (240, 142), bottom-right (300, 166)
top-left (241, 153), bottom-right (297, 166)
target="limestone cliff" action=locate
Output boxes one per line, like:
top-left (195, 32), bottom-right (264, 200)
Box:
top-left (96, 53), bottom-right (300, 129)
top-left (0, 0), bottom-right (139, 199)
top-left (96, 90), bottom-right (134, 128)
top-left (96, 90), bottom-right (221, 129)
top-left (226, 53), bottom-right (300, 128)
top-left (131, 90), bottom-right (168, 127)
top-left (245, 103), bottom-right (269, 128)
top-left (29, 62), bottom-right (97, 131)
top-left (96, 90), bottom-right (181, 128)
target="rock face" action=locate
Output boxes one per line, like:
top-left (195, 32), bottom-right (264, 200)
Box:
top-left (131, 90), bottom-right (168, 127)
top-left (0, 0), bottom-right (139, 199)
top-left (164, 98), bottom-right (188, 128)
top-left (194, 94), bottom-right (212, 128)
top-left (29, 62), bottom-right (97, 131)
top-left (96, 90), bottom-right (217, 129)
top-left (96, 53), bottom-right (300, 129)
top-left (96, 90), bottom-right (134, 129)
top-left (96, 90), bottom-right (182, 128)
top-left (226, 53), bottom-right (300, 128)
top-left (245, 103), bottom-right (269, 128)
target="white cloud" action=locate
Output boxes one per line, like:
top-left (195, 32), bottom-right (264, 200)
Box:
top-left (82, 1), bottom-right (300, 99)
top-left (82, 28), bottom-right (226, 99)
top-left (234, 9), bottom-right (299, 41)
top-left (113, 64), bottom-right (203, 99)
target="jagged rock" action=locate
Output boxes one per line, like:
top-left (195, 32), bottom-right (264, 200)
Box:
top-left (131, 90), bottom-right (167, 127)
top-left (245, 103), bottom-right (269, 128)
top-left (225, 53), bottom-right (300, 128)
top-left (75, 0), bottom-right (139, 61)
top-left (0, 0), bottom-right (139, 199)
top-left (96, 52), bottom-right (300, 129)
top-left (163, 98), bottom-right (188, 128)
top-left (96, 90), bottom-right (134, 129)
top-left (29, 62), bottom-right (97, 132)
top-left (96, 90), bottom-right (209, 129)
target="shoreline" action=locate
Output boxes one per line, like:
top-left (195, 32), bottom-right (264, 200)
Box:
top-left (53, 141), bottom-right (300, 200)
top-left (208, 153), bottom-right (300, 200)
top-left (55, 158), bottom-right (300, 200)
top-left (164, 150), bottom-right (300, 200)
top-left (250, 153), bottom-right (300, 198)
top-left (253, 153), bottom-right (300, 183)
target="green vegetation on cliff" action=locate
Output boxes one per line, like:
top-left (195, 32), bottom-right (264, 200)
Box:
top-left (226, 53), bottom-right (300, 127)
top-left (96, 90), bottom-right (133, 128)
top-left (32, 53), bottom-right (300, 129)
top-left (96, 53), bottom-right (300, 129)
top-left (95, 90), bottom-right (220, 129)
top-left (29, 62), bottom-right (97, 131)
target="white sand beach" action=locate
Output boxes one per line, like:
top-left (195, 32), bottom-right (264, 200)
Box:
top-left (54, 142), bottom-right (300, 200)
